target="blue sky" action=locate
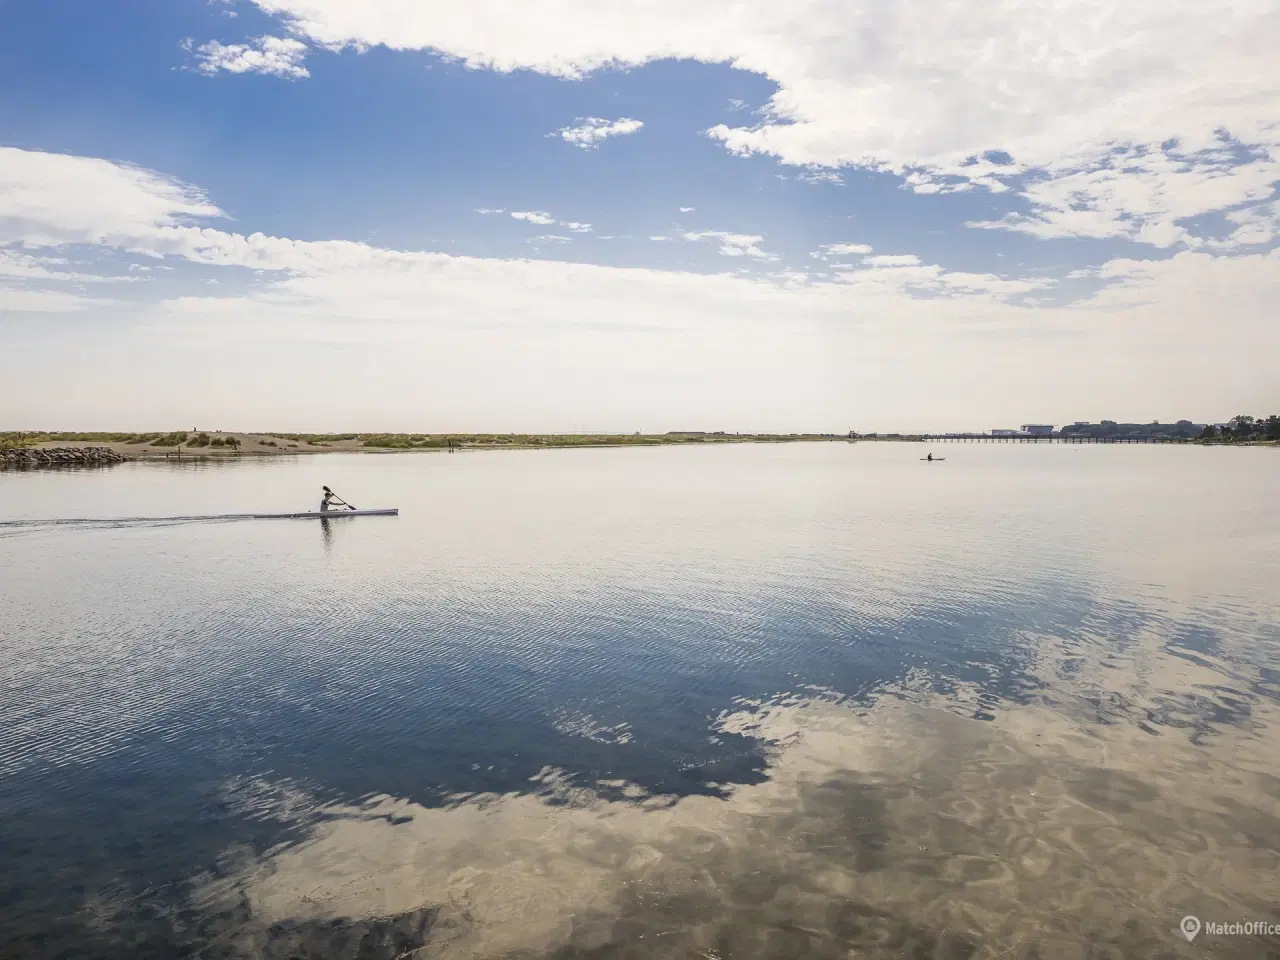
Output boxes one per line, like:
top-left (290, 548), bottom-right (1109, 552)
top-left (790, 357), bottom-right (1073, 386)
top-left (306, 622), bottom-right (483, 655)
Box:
top-left (1, 0), bottom-right (1276, 431)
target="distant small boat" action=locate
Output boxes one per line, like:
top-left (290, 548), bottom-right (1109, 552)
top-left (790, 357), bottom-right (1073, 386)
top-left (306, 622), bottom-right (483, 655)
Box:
top-left (920, 458), bottom-right (946, 462)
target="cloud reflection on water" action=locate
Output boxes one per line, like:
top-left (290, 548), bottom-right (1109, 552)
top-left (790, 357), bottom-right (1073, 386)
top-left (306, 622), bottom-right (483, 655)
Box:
top-left (192, 619), bottom-right (1280, 959)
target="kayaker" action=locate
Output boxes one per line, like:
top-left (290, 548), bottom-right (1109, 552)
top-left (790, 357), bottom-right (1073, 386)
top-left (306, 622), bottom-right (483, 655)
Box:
top-left (321, 486), bottom-right (344, 511)
top-left (927, 453), bottom-right (933, 461)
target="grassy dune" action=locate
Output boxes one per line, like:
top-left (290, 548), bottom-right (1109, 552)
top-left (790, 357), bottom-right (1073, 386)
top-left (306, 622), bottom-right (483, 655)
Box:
top-left (2, 431), bottom-right (844, 455)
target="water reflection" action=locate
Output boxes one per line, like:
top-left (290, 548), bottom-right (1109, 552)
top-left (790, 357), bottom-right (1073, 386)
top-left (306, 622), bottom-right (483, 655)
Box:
top-left (0, 444), bottom-right (1277, 958)
top-left (71, 603), bottom-right (1280, 958)
top-left (102, 676), bottom-right (1280, 957)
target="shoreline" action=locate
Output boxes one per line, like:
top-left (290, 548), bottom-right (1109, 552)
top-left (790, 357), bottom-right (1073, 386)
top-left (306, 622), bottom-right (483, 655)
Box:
top-left (4, 431), bottom-right (1275, 464)
top-left (2, 431), bottom-right (847, 461)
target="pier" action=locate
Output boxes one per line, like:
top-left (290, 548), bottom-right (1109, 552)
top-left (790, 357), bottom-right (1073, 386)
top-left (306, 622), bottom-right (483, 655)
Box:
top-left (851, 434), bottom-right (1193, 443)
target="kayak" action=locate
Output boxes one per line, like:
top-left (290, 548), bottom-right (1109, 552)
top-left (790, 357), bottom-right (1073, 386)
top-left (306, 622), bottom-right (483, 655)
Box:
top-left (269, 509), bottom-right (398, 519)
top-left (920, 458), bottom-right (946, 462)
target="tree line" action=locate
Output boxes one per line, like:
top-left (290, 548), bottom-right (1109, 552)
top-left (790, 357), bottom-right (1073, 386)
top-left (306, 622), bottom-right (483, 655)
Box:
top-left (1057, 417), bottom-right (1280, 441)
top-left (1199, 415), bottom-right (1280, 441)
top-left (1060, 420), bottom-right (1203, 440)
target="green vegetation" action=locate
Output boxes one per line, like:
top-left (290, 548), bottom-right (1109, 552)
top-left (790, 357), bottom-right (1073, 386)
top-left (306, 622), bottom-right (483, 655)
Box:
top-left (6, 424), bottom-right (1274, 455)
top-left (1198, 414), bottom-right (1280, 442)
top-left (273, 433), bottom-right (360, 444)
top-left (360, 434), bottom-right (459, 449)
top-left (2, 428), bottom-right (843, 457)
top-left (1, 431), bottom-right (173, 447)
top-left (1060, 420), bottom-right (1204, 441)
top-left (0, 431), bottom-right (255, 451)
top-left (1057, 416), bottom-right (1278, 443)
top-left (1, 432), bottom-right (45, 448)
top-left (357, 432), bottom-right (837, 449)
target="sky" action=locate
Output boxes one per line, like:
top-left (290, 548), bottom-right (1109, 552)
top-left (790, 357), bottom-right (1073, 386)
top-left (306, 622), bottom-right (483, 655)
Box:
top-left (0, 0), bottom-right (1277, 433)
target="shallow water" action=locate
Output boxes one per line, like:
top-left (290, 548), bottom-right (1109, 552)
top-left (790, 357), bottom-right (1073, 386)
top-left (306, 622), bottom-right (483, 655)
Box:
top-left (1, 442), bottom-right (1278, 958)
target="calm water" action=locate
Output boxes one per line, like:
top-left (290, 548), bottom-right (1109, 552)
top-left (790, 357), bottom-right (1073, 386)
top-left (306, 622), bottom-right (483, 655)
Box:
top-left (1, 443), bottom-right (1278, 959)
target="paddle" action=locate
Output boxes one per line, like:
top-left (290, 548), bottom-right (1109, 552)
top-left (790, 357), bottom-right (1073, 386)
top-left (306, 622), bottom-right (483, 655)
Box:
top-left (322, 485), bottom-right (357, 510)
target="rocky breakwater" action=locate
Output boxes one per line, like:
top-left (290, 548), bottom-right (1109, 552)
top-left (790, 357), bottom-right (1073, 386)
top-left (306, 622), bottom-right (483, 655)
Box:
top-left (1, 446), bottom-right (132, 467)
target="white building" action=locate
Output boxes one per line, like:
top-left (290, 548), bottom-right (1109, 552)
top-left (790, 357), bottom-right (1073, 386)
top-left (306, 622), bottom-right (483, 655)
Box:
top-left (991, 429), bottom-right (1019, 436)
top-left (1021, 424), bottom-right (1055, 436)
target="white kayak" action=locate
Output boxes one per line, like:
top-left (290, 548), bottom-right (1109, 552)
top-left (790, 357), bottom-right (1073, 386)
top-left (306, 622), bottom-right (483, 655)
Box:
top-left (277, 508), bottom-right (398, 518)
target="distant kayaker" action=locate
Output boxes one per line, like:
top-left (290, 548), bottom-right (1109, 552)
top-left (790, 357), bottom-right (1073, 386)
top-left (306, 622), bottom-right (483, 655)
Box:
top-left (927, 453), bottom-right (933, 461)
top-left (321, 486), bottom-right (347, 511)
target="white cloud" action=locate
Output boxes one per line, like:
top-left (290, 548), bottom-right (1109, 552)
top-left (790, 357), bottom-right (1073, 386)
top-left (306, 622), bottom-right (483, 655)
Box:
top-left (1, 146), bottom-right (1276, 427)
top-left (680, 230), bottom-right (775, 260)
top-left (3, 287), bottom-right (108, 313)
top-left (527, 234), bottom-right (571, 243)
top-left (0, 284), bottom-right (115, 313)
top-left (130, 241), bottom-right (1280, 430)
top-left (679, 207), bottom-right (695, 213)
top-left (475, 207), bottom-right (505, 215)
top-left (508, 211), bottom-right (591, 232)
top-left (0, 249), bottom-right (145, 286)
top-left (0, 146), bottom-right (222, 249)
top-left (191, 35), bottom-right (310, 79)
top-left (824, 257), bottom-right (1053, 299)
top-left (968, 144), bottom-right (1280, 248)
top-left (815, 242), bottom-right (873, 258)
top-left (1214, 199), bottom-right (1280, 249)
top-left (0, 244), bottom-right (129, 315)
top-left (511, 210), bottom-right (556, 225)
top-left (798, 170), bottom-right (843, 186)
top-left (0, 250), bottom-right (75, 282)
top-left (246, 0), bottom-right (1280, 245)
top-left (862, 254), bottom-right (920, 267)
top-left (554, 117), bottom-right (644, 149)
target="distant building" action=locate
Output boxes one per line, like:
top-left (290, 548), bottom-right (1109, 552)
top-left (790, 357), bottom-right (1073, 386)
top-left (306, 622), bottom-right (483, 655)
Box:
top-left (1021, 424), bottom-right (1055, 436)
top-left (1074, 421), bottom-right (1090, 426)
top-left (991, 429), bottom-right (1019, 436)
